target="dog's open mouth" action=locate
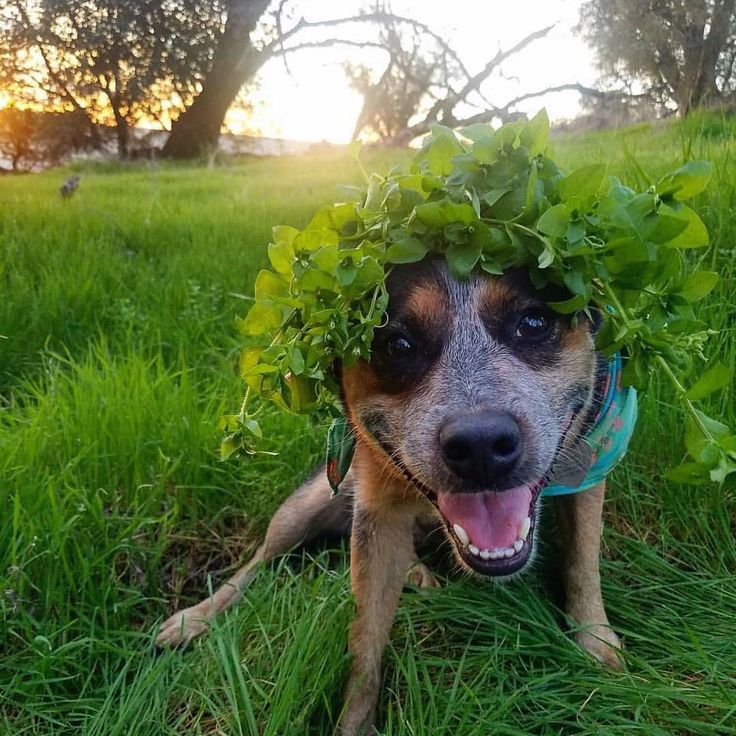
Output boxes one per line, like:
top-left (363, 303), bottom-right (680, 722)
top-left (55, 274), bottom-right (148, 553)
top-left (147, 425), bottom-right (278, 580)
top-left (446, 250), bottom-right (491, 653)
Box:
top-left (437, 482), bottom-right (542, 576)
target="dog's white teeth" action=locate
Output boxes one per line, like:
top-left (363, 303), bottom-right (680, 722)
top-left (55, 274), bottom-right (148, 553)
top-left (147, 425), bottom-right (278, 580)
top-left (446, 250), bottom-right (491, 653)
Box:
top-left (489, 548), bottom-right (502, 560)
top-left (513, 539), bottom-right (523, 553)
top-left (469, 544), bottom-right (480, 556)
top-left (480, 549), bottom-right (491, 560)
top-left (503, 547), bottom-right (514, 558)
top-left (453, 524), bottom-right (470, 547)
top-left (518, 516), bottom-right (531, 541)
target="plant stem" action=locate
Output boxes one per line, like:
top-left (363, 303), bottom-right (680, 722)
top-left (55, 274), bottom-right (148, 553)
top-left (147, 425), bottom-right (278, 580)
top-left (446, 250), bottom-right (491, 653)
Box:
top-left (601, 283), bottom-right (714, 443)
top-left (655, 354), bottom-right (713, 440)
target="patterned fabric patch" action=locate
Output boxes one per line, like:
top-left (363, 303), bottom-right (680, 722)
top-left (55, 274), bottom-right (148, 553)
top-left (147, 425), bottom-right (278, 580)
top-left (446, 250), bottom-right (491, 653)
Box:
top-left (543, 353), bottom-right (638, 496)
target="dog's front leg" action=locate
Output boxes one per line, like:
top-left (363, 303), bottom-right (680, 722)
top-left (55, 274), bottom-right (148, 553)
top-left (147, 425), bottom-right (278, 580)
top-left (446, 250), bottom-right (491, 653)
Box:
top-left (556, 481), bottom-right (622, 668)
top-left (339, 501), bottom-right (417, 735)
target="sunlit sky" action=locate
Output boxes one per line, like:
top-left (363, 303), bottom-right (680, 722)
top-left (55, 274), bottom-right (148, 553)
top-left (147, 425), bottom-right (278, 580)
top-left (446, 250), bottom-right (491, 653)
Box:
top-left (237, 0), bottom-right (598, 143)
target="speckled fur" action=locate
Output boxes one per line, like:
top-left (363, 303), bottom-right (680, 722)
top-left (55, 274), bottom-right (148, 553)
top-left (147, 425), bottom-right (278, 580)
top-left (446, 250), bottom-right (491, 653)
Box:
top-left (157, 261), bottom-right (622, 736)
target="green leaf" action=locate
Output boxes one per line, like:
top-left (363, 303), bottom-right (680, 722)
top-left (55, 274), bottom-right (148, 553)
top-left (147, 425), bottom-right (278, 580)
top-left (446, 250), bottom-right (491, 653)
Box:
top-left (293, 228), bottom-right (338, 252)
top-left (685, 362), bottom-right (730, 400)
top-left (289, 346), bottom-right (305, 375)
top-left (336, 261), bottom-right (358, 286)
top-left (676, 271), bottom-right (719, 303)
top-left (562, 269), bottom-right (589, 297)
top-left (537, 204), bottom-right (570, 238)
top-left (657, 160), bottom-right (712, 201)
top-left (537, 243), bottom-right (555, 269)
top-left (386, 237), bottom-right (429, 264)
top-left (272, 225), bottom-right (299, 245)
top-left (665, 462), bottom-right (710, 484)
top-left (427, 125), bottom-right (465, 175)
top-left (307, 202), bottom-right (357, 232)
top-left (520, 109), bottom-right (549, 156)
top-left (310, 245), bottom-right (340, 274)
top-left (268, 240), bottom-right (294, 275)
top-left (239, 303), bottom-right (283, 336)
top-left (548, 294), bottom-right (588, 314)
top-left (558, 164), bottom-right (607, 202)
top-left (415, 201), bottom-right (476, 228)
top-left (220, 434), bottom-right (242, 461)
top-left (459, 123), bottom-right (495, 143)
top-left (643, 213), bottom-right (688, 244)
top-left (446, 238), bottom-right (482, 279)
top-left (254, 269), bottom-right (288, 301)
top-left (662, 204), bottom-right (709, 248)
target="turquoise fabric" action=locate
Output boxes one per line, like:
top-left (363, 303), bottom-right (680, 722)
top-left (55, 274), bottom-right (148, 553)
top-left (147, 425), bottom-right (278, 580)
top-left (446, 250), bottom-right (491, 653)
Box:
top-left (542, 353), bottom-right (638, 496)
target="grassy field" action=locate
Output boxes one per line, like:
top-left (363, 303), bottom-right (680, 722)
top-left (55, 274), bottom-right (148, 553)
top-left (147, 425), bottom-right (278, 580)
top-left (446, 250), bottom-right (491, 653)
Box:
top-left (1, 114), bottom-right (735, 735)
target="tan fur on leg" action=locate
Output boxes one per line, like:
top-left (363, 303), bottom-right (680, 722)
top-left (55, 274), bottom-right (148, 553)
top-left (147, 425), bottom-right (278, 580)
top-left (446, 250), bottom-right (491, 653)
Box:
top-left (555, 481), bottom-right (622, 668)
top-left (405, 560), bottom-right (441, 589)
top-left (339, 498), bottom-right (420, 735)
top-left (157, 472), bottom-right (352, 647)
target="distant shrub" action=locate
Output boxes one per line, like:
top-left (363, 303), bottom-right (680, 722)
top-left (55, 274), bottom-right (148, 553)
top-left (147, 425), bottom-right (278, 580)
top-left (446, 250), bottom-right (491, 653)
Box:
top-left (0, 107), bottom-right (98, 172)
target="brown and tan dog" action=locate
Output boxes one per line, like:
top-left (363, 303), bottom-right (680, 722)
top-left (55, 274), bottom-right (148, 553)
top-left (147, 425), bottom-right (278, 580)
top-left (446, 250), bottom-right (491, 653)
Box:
top-left (158, 259), bottom-right (622, 734)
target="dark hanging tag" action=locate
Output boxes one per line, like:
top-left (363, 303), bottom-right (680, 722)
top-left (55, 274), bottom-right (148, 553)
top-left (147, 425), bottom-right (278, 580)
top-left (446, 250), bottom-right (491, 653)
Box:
top-left (326, 415), bottom-right (356, 495)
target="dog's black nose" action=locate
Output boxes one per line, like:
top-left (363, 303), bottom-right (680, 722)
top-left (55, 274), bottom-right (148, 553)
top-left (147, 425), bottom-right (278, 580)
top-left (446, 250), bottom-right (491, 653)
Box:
top-left (440, 411), bottom-right (523, 486)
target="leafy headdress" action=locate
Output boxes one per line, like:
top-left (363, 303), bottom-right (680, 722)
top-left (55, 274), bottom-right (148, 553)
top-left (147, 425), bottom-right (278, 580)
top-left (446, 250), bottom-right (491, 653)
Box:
top-left (223, 110), bottom-right (734, 484)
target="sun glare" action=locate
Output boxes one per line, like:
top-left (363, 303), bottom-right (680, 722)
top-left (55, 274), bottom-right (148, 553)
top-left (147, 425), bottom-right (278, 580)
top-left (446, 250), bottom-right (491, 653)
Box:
top-left (240, 61), bottom-right (366, 144)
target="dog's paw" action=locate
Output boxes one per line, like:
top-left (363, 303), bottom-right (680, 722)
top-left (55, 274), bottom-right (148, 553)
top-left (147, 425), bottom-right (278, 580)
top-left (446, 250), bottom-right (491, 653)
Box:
top-left (405, 561), bottom-right (441, 590)
top-left (576, 625), bottom-right (623, 669)
top-left (156, 606), bottom-right (209, 647)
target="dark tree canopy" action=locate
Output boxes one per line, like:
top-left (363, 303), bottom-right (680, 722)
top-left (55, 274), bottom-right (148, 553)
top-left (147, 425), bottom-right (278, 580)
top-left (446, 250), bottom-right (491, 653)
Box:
top-left (579, 0), bottom-right (736, 113)
top-left (0, 106), bottom-right (94, 170)
top-left (0, 0), bottom-right (226, 157)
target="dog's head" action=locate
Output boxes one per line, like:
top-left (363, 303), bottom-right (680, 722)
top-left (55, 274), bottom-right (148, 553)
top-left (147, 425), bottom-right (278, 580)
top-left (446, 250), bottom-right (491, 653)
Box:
top-left (342, 258), bottom-right (601, 577)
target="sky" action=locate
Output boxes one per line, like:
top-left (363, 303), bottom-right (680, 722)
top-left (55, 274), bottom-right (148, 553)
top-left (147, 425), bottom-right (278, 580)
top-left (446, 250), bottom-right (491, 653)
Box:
top-left (235, 0), bottom-right (599, 143)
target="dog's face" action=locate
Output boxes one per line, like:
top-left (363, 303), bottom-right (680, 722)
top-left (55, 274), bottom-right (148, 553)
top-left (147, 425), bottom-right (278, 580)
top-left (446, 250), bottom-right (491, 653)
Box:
top-left (342, 259), bottom-right (600, 577)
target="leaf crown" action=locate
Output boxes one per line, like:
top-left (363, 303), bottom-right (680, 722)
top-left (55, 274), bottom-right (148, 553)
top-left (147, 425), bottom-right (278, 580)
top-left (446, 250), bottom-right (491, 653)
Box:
top-left (223, 110), bottom-right (734, 484)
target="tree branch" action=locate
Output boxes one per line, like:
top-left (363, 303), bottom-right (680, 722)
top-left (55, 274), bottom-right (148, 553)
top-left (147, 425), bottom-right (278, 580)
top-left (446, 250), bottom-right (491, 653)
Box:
top-left (273, 39), bottom-right (387, 55)
top-left (259, 11), bottom-right (474, 83)
top-left (431, 25), bottom-right (556, 125)
top-left (401, 82), bottom-right (603, 141)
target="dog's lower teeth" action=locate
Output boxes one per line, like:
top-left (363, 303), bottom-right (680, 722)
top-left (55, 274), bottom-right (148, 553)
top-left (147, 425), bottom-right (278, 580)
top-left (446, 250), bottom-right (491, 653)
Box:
top-left (480, 549), bottom-right (490, 560)
top-left (453, 524), bottom-right (470, 547)
top-left (503, 547), bottom-right (514, 558)
top-left (489, 549), bottom-right (502, 560)
top-left (469, 544), bottom-right (480, 556)
top-left (513, 539), bottom-right (523, 553)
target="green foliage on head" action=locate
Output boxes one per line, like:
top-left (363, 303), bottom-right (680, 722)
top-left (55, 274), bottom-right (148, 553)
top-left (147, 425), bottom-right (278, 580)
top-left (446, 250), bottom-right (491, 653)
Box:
top-left (223, 109), bottom-right (735, 485)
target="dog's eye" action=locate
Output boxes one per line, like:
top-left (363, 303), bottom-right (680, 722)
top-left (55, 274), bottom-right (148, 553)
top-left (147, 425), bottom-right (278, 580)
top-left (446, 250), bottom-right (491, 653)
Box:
top-left (515, 311), bottom-right (552, 339)
top-left (386, 335), bottom-right (414, 359)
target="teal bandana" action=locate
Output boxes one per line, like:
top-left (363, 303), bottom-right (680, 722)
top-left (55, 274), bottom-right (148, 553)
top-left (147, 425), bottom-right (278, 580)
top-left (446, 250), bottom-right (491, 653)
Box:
top-left (326, 353), bottom-right (637, 497)
top-left (543, 353), bottom-right (638, 496)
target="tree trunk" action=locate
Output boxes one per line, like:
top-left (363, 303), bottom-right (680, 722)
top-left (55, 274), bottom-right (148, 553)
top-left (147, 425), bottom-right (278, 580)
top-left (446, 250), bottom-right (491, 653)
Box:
top-left (162, 0), bottom-right (270, 159)
top-left (114, 113), bottom-right (130, 159)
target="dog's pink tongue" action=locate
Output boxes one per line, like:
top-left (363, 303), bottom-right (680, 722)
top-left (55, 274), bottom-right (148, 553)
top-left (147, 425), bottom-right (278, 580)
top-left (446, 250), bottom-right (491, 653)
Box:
top-left (437, 486), bottom-right (532, 550)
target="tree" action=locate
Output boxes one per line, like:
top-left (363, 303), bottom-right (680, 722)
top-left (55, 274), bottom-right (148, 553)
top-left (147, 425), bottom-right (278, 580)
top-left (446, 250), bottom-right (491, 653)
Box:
top-left (162, 0), bottom-right (271, 158)
top-left (0, 0), bottom-right (225, 157)
top-left (164, 2), bottom-right (598, 156)
top-left (347, 21), bottom-right (601, 145)
top-left (579, 0), bottom-right (736, 113)
top-left (346, 18), bottom-right (463, 143)
top-left (0, 106), bottom-right (95, 171)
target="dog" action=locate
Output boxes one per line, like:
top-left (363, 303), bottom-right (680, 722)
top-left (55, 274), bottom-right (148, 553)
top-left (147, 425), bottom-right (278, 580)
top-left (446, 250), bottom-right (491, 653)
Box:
top-left (158, 258), bottom-right (632, 734)
top-left (59, 175), bottom-right (80, 198)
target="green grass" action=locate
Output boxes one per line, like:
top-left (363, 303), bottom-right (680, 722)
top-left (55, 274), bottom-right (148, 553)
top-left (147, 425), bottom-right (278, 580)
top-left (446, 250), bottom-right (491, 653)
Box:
top-left (1, 118), bottom-right (734, 735)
